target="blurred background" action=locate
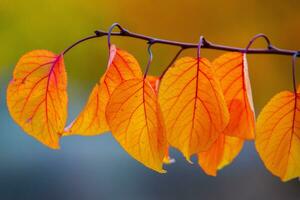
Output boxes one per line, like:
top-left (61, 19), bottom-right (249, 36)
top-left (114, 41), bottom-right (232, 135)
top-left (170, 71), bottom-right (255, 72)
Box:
top-left (1, 0), bottom-right (300, 199)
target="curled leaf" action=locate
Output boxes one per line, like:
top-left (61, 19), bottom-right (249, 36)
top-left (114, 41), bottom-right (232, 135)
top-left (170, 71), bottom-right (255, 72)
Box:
top-left (7, 50), bottom-right (68, 149)
top-left (198, 133), bottom-right (243, 176)
top-left (255, 86), bottom-right (300, 181)
top-left (159, 57), bottom-right (229, 160)
top-left (106, 78), bottom-right (167, 173)
top-left (213, 52), bottom-right (255, 139)
top-left (65, 45), bottom-right (142, 136)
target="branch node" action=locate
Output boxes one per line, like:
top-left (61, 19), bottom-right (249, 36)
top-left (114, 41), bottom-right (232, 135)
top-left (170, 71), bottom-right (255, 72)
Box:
top-left (268, 44), bottom-right (275, 50)
top-left (148, 39), bottom-right (157, 45)
top-left (201, 37), bottom-right (210, 47)
top-left (120, 28), bottom-right (130, 36)
top-left (94, 30), bottom-right (106, 37)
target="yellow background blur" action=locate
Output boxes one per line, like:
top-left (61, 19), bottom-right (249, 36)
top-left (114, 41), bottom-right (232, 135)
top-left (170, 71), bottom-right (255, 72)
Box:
top-left (1, 0), bottom-right (300, 110)
top-left (0, 1), bottom-right (300, 199)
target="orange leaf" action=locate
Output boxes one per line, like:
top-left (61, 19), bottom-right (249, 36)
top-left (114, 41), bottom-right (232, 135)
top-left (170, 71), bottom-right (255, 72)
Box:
top-left (255, 85), bottom-right (300, 181)
top-left (198, 133), bottom-right (244, 176)
top-left (7, 50), bottom-right (67, 149)
top-left (158, 57), bottom-right (229, 160)
top-left (146, 75), bottom-right (175, 164)
top-left (213, 52), bottom-right (255, 139)
top-left (106, 78), bottom-right (167, 173)
top-left (65, 45), bottom-right (142, 136)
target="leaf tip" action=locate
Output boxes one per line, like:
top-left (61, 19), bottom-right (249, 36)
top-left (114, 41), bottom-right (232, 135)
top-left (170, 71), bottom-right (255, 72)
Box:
top-left (158, 168), bottom-right (167, 174)
top-left (163, 156), bottom-right (176, 165)
top-left (185, 156), bottom-right (194, 164)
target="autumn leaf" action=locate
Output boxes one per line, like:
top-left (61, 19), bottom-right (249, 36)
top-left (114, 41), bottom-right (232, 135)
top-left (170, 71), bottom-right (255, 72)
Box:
top-left (255, 86), bottom-right (300, 181)
top-left (65, 45), bottom-right (142, 136)
top-left (106, 78), bottom-right (167, 173)
top-left (197, 53), bottom-right (253, 175)
top-left (213, 52), bottom-right (255, 140)
top-left (7, 50), bottom-right (67, 149)
top-left (159, 57), bottom-right (229, 160)
top-left (198, 133), bottom-right (244, 176)
top-left (146, 75), bottom-right (175, 164)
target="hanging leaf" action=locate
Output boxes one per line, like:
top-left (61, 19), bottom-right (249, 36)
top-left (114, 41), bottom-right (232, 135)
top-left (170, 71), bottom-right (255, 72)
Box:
top-left (65, 45), bottom-right (142, 136)
top-left (198, 132), bottom-right (244, 176)
top-left (106, 78), bottom-right (167, 172)
top-left (213, 52), bottom-right (255, 139)
top-left (255, 86), bottom-right (300, 181)
top-left (7, 50), bottom-right (68, 149)
top-left (146, 75), bottom-right (175, 164)
top-left (159, 57), bottom-right (229, 160)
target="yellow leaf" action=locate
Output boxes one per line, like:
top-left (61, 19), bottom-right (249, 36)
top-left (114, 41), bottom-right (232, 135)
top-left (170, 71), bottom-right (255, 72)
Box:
top-left (106, 78), bottom-right (167, 173)
top-left (7, 50), bottom-right (68, 149)
top-left (65, 45), bottom-right (142, 135)
top-left (159, 57), bottom-right (229, 160)
top-left (255, 85), bottom-right (300, 181)
top-left (146, 75), bottom-right (175, 164)
top-left (213, 52), bottom-right (255, 139)
top-left (198, 133), bottom-right (243, 176)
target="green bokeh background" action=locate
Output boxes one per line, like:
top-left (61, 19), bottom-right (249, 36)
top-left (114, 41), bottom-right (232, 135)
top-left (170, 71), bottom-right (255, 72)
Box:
top-left (0, 1), bottom-right (300, 199)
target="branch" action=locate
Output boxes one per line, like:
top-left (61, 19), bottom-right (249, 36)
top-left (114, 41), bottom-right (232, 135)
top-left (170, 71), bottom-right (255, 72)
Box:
top-left (62, 24), bottom-right (300, 57)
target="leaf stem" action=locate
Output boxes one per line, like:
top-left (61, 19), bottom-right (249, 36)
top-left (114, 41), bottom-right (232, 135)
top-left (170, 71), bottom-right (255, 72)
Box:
top-left (245, 33), bottom-right (272, 51)
top-left (144, 42), bottom-right (154, 78)
top-left (160, 48), bottom-right (185, 79)
top-left (292, 52), bottom-right (299, 93)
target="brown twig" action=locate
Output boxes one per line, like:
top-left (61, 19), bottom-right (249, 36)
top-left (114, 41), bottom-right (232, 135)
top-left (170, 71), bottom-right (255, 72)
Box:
top-left (63, 23), bottom-right (300, 56)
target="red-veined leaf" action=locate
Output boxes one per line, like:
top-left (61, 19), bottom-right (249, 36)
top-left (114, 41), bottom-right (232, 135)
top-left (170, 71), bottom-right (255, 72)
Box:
top-left (158, 57), bottom-right (229, 160)
top-left (213, 52), bottom-right (255, 139)
top-left (106, 78), bottom-right (167, 172)
top-left (255, 86), bottom-right (300, 181)
top-left (7, 50), bottom-right (67, 149)
top-left (146, 75), bottom-right (175, 164)
top-left (65, 45), bottom-right (142, 135)
top-left (198, 132), bottom-right (244, 176)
